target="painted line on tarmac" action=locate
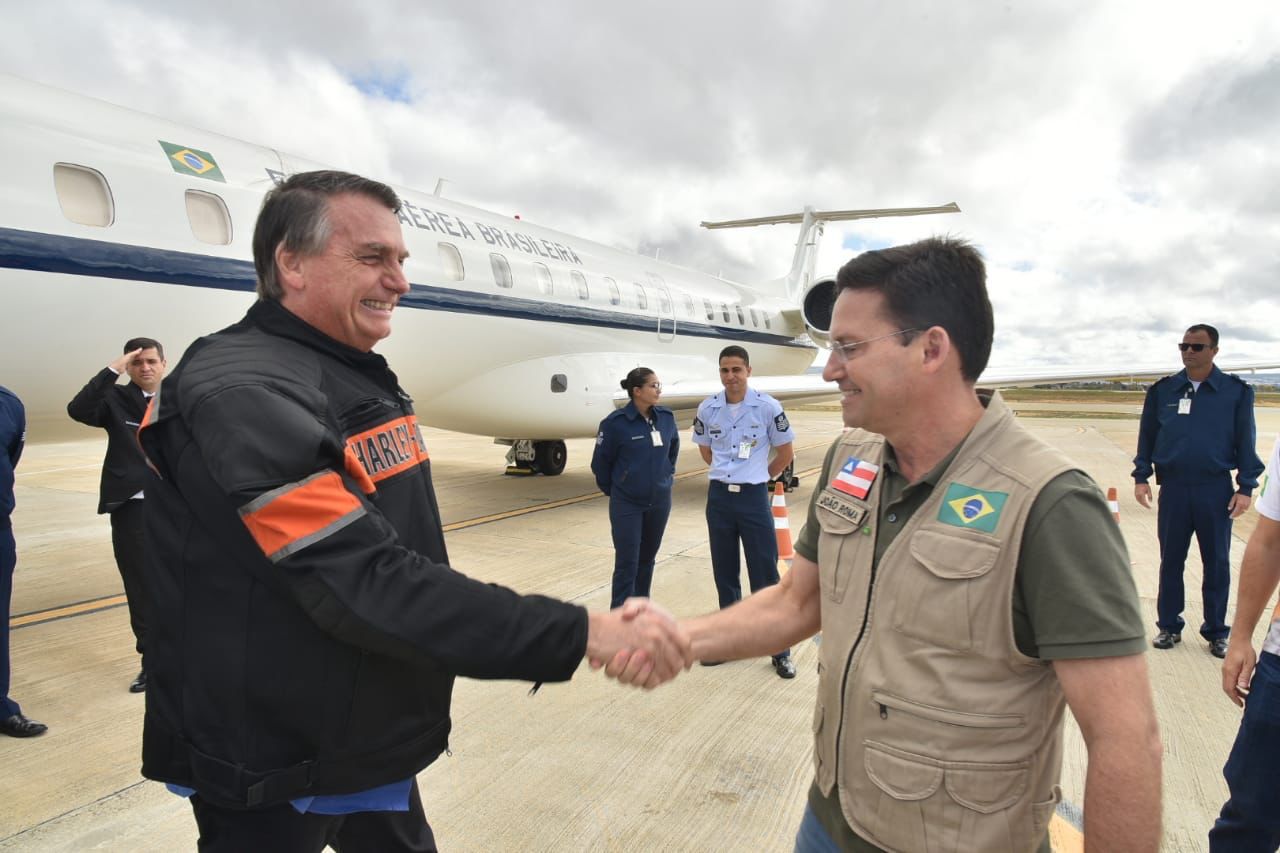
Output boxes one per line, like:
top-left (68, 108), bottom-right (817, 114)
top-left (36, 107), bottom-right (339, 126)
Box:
top-left (1049, 801), bottom-right (1085, 852)
top-left (11, 593), bottom-right (128, 629)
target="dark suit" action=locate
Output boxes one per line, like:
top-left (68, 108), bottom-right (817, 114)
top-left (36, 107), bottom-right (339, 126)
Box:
top-left (68, 368), bottom-right (153, 655)
top-left (1, 385), bottom-right (25, 717)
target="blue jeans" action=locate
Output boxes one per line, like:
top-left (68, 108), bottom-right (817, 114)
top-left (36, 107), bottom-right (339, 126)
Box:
top-left (794, 804), bottom-right (842, 853)
top-left (1210, 651), bottom-right (1280, 851)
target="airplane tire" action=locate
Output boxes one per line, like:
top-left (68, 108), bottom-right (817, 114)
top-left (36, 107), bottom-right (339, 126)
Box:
top-left (533, 440), bottom-right (567, 476)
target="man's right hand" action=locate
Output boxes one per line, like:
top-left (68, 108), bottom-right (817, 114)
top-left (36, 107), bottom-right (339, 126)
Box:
top-left (1135, 483), bottom-right (1153, 509)
top-left (1221, 638), bottom-right (1258, 708)
top-left (109, 348), bottom-right (143, 374)
top-left (586, 601), bottom-right (692, 690)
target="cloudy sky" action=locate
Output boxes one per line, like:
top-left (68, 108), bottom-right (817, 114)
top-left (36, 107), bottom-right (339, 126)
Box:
top-left (4, 0), bottom-right (1278, 369)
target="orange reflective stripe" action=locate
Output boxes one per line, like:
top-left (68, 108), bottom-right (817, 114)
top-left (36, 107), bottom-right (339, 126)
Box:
top-left (344, 415), bottom-right (429, 484)
top-left (239, 470), bottom-right (366, 562)
top-left (343, 445), bottom-right (377, 495)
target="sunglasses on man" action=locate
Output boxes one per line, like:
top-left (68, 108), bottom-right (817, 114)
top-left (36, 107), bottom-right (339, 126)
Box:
top-left (1178, 343), bottom-right (1210, 352)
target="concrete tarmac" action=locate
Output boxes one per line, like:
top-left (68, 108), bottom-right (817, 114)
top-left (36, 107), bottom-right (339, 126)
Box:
top-left (2, 402), bottom-right (1277, 851)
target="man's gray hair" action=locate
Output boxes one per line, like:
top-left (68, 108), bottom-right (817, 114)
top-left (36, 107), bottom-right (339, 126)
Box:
top-left (252, 170), bottom-right (401, 301)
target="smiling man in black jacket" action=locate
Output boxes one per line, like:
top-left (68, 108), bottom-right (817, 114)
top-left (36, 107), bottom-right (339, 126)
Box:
top-left (68, 337), bottom-right (165, 694)
top-left (137, 170), bottom-right (690, 852)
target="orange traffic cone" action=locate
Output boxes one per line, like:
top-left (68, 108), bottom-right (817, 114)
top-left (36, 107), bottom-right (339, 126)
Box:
top-left (1106, 487), bottom-right (1120, 523)
top-left (773, 481), bottom-right (796, 562)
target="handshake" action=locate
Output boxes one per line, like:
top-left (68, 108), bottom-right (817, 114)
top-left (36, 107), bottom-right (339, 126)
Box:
top-left (586, 599), bottom-right (694, 690)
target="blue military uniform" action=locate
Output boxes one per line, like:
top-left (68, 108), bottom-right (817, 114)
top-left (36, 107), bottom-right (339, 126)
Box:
top-left (693, 389), bottom-right (795, 641)
top-left (1133, 365), bottom-right (1264, 640)
top-left (592, 401), bottom-right (680, 608)
top-left (1, 386), bottom-right (26, 719)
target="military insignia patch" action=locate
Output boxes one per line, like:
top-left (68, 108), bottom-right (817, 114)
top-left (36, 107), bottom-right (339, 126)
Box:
top-left (595, 431), bottom-right (604, 446)
top-left (937, 483), bottom-right (1008, 533)
top-left (693, 417), bottom-right (705, 436)
top-left (774, 412), bottom-right (790, 432)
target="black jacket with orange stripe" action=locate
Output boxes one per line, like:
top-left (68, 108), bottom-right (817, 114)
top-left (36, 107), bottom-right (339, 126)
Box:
top-left (138, 299), bottom-right (588, 808)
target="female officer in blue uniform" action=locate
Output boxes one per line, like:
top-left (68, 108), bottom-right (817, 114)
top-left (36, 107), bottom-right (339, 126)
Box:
top-left (592, 367), bottom-right (680, 608)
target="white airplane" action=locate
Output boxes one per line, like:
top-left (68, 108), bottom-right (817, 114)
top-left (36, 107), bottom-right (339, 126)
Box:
top-left (1, 75), bottom-right (1274, 475)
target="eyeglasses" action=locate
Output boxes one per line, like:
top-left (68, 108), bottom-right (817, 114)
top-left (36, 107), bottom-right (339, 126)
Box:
top-left (646, 382), bottom-right (662, 391)
top-left (1178, 343), bottom-right (1209, 352)
top-left (828, 328), bottom-right (920, 364)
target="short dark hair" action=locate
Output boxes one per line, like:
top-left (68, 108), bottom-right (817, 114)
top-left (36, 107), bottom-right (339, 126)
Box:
top-left (620, 367), bottom-right (655, 400)
top-left (253, 170), bottom-right (401, 301)
top-left (718, 345), bottom-right (750, 366)
top-left (124, 337), bottom-right (164, 361)
top-left (834, 236), bottom-right (992, 382)
top-left (1186, 324), bottom-right (1219, 347)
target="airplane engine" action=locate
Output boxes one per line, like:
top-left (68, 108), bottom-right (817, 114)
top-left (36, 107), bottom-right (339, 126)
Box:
top-left (801, 274), bottom-right (837, 346)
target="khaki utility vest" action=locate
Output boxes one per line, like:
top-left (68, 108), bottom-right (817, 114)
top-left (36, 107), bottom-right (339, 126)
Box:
top-left (813, 392), bottom-right (1075, 853)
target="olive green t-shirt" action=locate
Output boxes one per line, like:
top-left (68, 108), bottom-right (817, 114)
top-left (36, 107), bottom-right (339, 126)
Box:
top-left (795, 436), bottom-right (1146, 851)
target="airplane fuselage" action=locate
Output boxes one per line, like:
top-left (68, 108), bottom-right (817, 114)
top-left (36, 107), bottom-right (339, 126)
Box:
top-left (0, 75), bottom-right (815, 441)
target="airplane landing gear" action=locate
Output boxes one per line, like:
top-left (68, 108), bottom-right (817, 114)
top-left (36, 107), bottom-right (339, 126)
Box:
top-left (503, 439), bottom-right (567, 476)
top-left (533, 440), bottom-right (567, 476)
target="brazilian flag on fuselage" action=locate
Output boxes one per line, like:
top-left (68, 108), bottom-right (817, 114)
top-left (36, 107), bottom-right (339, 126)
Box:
top-left (158, 141), bottom-right (225, 182)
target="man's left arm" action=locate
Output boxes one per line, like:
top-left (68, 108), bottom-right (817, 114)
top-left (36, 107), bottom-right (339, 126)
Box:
top-left (766, 400), bottom-right (795, 480)
top-left (1054, 655), bottom-right (1162, 852)
top-left (1020, 472), bottom-right (1159, 849)
top-left (1233, 382), bottom-right (1263, 503)
top-left (3, 394), bottom-right (24, 469)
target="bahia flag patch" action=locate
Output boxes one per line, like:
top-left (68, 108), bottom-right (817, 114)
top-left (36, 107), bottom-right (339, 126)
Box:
top-left (938, 483), bottom-right (1008, 533)
top-left (831, 456), bottom-right (880, 500)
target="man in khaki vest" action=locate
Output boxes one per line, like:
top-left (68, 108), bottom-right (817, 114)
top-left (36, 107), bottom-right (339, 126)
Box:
top-left (605, 237), bottom-right (1162, 852)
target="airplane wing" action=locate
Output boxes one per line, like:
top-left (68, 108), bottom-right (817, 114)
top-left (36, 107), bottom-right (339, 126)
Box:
top-left (624, 360), bottom-right (1280, 424)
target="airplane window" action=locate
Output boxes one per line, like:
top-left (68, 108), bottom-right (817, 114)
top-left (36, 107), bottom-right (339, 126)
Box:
top-left (571, 270), bottom-right (589, 300)
top-left (647, 273), bottom-right (671, 313)
top-left (438, 243), bottom-right (465, 281)
top-left (605, 277), bottom-right (621, 306)
top-left (184, 190), bottom-right (232, 245)
top-left (704, 299), bottom-right (715, 322)
top-left (735, 304), bottom-right (745, 325)
top-left (53, 163), bottom-right (114, 227)
top-left (534, 262), bottom-right (555, 296)
top-left (683, 294), bottom-right (695, 317)
top-left (633, 283), bottom-right (648, 310)
top-left (749, 308), bottom-right (759, 327)
top-left (720, 303), bottom-right (730, 322)
top-left (489, 253), bottom-right (513, 289)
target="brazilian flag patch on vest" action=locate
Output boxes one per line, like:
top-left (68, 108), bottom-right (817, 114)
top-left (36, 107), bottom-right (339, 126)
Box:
top-left (938, 483), bottom-right (1008, 533)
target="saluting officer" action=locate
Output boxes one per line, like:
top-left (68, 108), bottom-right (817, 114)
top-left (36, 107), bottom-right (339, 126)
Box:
top-left (592, 367), bottom-right (680, 609)
top-left (1134, 323), bottom-right (1264, 658)
top-left (692, 345), bottom-right (796, 679)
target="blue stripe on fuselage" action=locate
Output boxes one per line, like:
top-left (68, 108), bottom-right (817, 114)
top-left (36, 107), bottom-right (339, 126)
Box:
top-left (0, 226), bottom-right (808, 348)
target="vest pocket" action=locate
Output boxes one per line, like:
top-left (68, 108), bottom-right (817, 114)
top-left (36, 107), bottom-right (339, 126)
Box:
top-left (816, 504), bottom-right (864, 604)
top-left (891, 530), bottom-right (1001, 651)
top-left (861, 741), bottom-right (1032, 853)
top-left (871, 689), bottom-right (1024, 729)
